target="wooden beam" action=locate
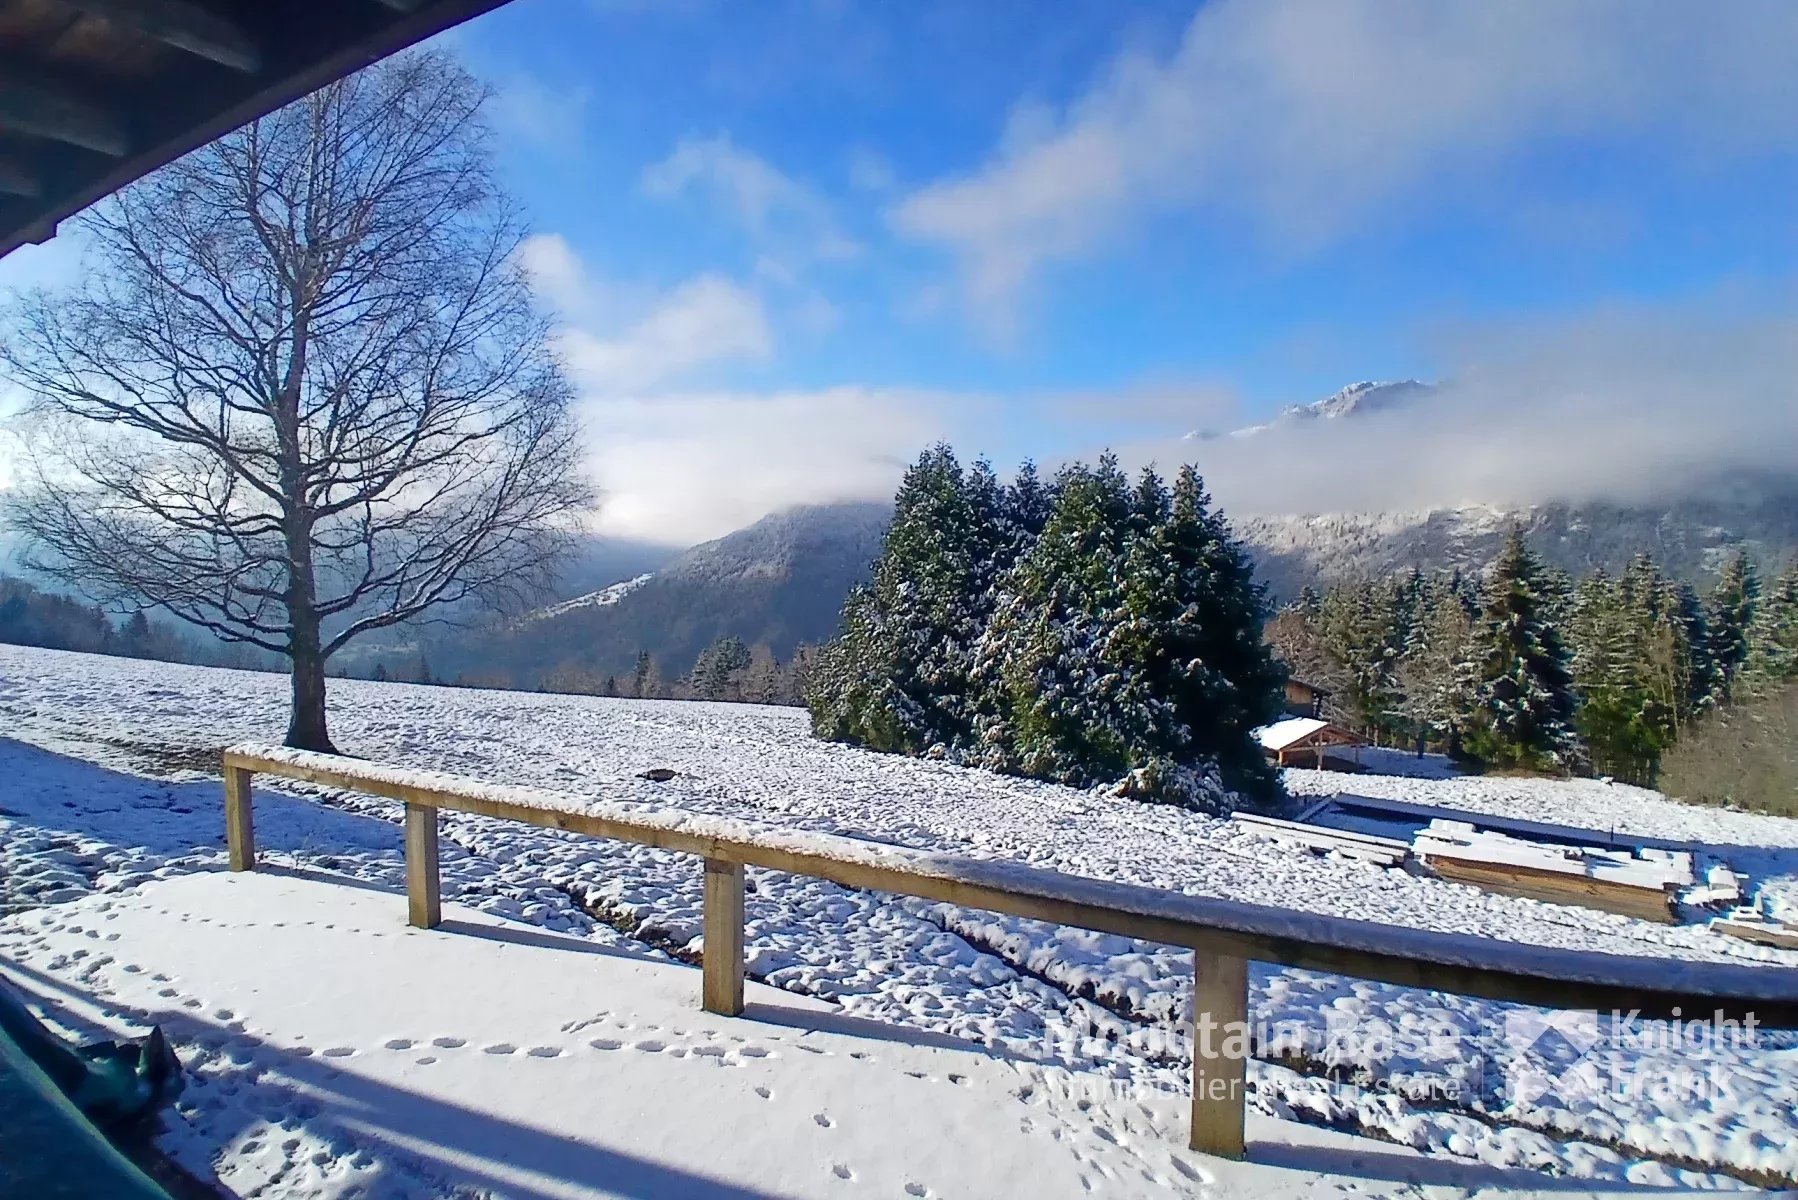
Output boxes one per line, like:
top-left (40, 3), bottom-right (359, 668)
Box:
top-left (1191, 952), bottom-right (1248, 1158)
top-left (64, 0), bottom-right (260, 72)
top-left (405, 802), bottom-right (442, 929)
top-left (0, 77), bottom-right (129, 156)
top-left (224, 765), bottom-right (254, 871)
top-left (702, 858), bottom-right (746, 1016)
top-left (0, 156), bottom-right (40, 198)
top-left (218, 745), bottom-right (1798, 1027)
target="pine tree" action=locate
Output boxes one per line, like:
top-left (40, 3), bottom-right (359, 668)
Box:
top-left (1706, 551), bottom-right (1760, 706)
top-left (806, 445), bottom-right (1006, 754)
top-left (1671, 582), bottom-right (1715, 719)
top-left (1743, 564), bottom-right (1798, 700)
top-left (1462, 529), bottom-right (1580, 771)
top-left (691, 635), bottom-right (752, 700)
top-left (977, 455), bottom-right (1138, 784)
top-left (1316, 579), bottom-right (1402, 742)
top-left (1124, 464), bottom-right (1285, 802)
top-left (1391, 574), bottom-right (1476, 755)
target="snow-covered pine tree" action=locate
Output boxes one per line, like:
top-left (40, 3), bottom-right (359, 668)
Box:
top-left (1706, 551), bottom-right (1761, 707)
top-left (805, 445), bottom-right (1005, 755)
top-left (1462, 528), bottom-right (1581, 771)
top-left (1390, 573), bottom-right (1476, 755)
top-left (1125, 464), bottom-right (1285, 804)
top-left (1316, 578), bottom-right (1403, 742)
top-left (975, 455), bottom-right (1137, 783)
top-left (1742, 564), bottom-right (1798, 700)
top-left (1671, 582), bottom-right (1716, 719)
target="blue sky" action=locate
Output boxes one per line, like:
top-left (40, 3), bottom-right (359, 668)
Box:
top-left (6, 0), bottom-right (1798, 543)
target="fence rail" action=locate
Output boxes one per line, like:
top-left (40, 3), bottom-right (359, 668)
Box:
top-left (220, 743), bottom-right (1798, 1160)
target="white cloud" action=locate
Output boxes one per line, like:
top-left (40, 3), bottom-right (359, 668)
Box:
top-left (489, 75), bottom-right (592, 149)
top-left (1116, 303), bottom-right (1798, 518)
top-left (846, 146), bottom-right (896, 193)
top-left (518, 234), bottom-right (970, 544)
top-left (642, 135), bottom-right (860, 277)
top-left (520, 234), bottom-right (772, 392)
top-left (894, 0), bottom-right (1798, 331)
top-left (583, 387), bottom-right (968, 544)
top-left (557, 276), bottom-right (771, 393)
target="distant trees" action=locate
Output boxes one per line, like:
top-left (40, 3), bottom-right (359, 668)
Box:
top-left (1271, 530), bottom-right (1795, 789)
top-left (0, 53), bottom-right (589, 751)
top-left (808, 447), bottom-right (1285, 808)
top-left (0, 576), bottom-right (192, 661)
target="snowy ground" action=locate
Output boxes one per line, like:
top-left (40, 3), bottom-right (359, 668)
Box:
top-left (5, 644), bottom-right (1798, 1196)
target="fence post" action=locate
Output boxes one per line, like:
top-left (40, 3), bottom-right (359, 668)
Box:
top-left (1190, 951), bottom-right (1249, 1159)
top-left (224, 764), bottom-right (255, 872)
top-left (405, 802), bottom-right (442, 929)
top-left (702, 858), bottom-right (745, 1016)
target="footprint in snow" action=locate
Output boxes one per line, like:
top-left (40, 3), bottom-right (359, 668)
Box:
top-left (384, 1039), bottom-right (414, 1050)
top-left (431, 1037), bottom-right (465, 1048)
top-left (482, 1043), bottom-right (517, 1055)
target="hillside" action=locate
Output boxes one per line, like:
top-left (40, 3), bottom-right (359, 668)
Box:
top-left (406, 501), bottom-right (891, 685)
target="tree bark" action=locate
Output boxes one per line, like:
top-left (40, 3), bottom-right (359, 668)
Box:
top-left (285, 614), bottom-right (333, 752)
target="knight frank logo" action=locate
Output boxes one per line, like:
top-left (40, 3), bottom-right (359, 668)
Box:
top-left (1500, 1008), bottom-right (1760, 1107)
top-left (1501, 1009), bottom-right (1605, 1104)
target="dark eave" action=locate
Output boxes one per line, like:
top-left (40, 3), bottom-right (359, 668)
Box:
top-left (0, 0), bottom-right (517, 259)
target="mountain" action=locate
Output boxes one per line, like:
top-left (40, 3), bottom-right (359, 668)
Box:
top-left (1189, 379), bottom-right (1436, 440)
top-left (403, 502), bottom-right (892, 686)
top-left (406, 376), bottom-right (1797, 685)
top-left (1238, 493), bottom-right (1798, 602)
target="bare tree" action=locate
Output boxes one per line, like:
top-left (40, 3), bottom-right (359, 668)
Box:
top-left (1, 53), bottom-right (591, 751)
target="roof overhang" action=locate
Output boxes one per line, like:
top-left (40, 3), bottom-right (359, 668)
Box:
top-left (1, 0), bottom-right (517, 259)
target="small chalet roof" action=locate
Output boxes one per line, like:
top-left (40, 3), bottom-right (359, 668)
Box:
top-left (1255, 717), bottom-right (1330, 751)
top-left (1286, 678), bottom-right (1331, 696)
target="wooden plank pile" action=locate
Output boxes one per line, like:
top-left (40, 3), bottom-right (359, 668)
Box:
top-left (1229, 811), bottom-right (1409, 866)
top-left (1412, 821), bottom-right (1687, 924)
top-left (1246, 795), bottom-right (1774, 934)
top-left (1710, 903), bottom-right (1798, 950)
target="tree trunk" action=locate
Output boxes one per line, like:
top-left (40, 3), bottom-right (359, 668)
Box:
top-left (285, 610), bottom-right (335, 752)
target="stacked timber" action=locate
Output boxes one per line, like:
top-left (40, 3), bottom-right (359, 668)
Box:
top-left (1414, 821), bottom-right (1685, 924)
top-left (1710, 906), bottom-right (1798, 950)
top-left (1230, 812), bottom-right (1409, 866)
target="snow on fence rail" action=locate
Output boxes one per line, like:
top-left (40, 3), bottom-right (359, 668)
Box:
top-left (219, 743), bottom-right (1798, 1161)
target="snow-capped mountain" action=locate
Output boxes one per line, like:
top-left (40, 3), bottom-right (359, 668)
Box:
top-left (1190, 379), bottom-right (1436, 440)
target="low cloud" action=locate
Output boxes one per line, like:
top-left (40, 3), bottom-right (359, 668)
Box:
top-left (583, 387), bottom-right (969, 544)
top-left (895, 0), bottom-right (1798, 332)
top-left (1119, 306), bottom-right (1798, 518)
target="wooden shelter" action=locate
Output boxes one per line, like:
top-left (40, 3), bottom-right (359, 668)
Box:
top-left (1282, 678), bottom-right (1329, 718)
top-left (1254, 716), bottom-right (1366, 771)
top-left (0, 0), bottom-right (517, 258)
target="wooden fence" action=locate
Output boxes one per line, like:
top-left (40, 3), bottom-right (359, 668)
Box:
top-left (220, 743), bottom-right (1798, 1160)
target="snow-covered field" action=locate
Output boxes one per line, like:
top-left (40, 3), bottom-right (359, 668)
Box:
top-left (5, 644), bottom-right (1798, 1196)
